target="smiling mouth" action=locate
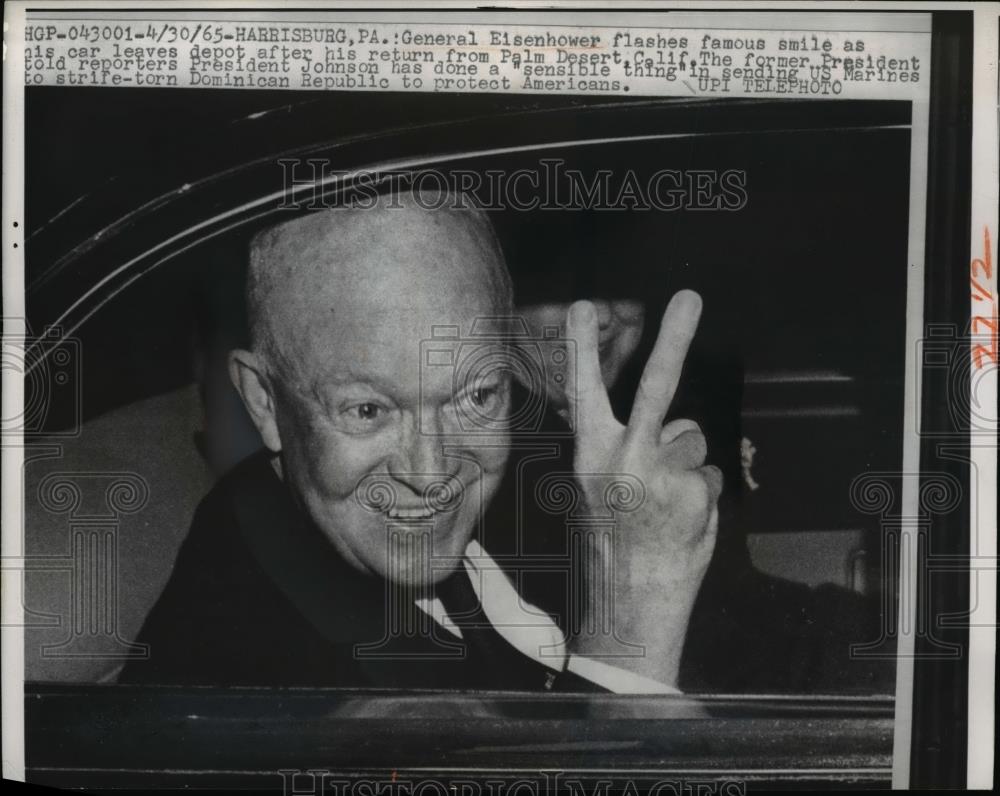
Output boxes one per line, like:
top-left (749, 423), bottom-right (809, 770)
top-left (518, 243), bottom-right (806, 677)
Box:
top-left (386, 507), bottom-right (438, 521)
top-left (355, 473), bottom-right (471, 520)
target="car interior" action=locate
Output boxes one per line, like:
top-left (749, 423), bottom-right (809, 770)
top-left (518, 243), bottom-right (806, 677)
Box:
top-left (23, 94), bottom-right (911, 690)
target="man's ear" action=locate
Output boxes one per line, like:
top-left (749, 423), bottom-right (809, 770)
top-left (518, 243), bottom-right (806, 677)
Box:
top-left (228, 349), bottom-right (282, 453)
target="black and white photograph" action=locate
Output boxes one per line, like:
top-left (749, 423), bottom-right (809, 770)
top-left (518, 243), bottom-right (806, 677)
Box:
top-left (2, 3), bottom-right (996, 792)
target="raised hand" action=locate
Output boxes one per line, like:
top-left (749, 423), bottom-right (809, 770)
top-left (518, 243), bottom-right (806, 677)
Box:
top-left (564, 290), bottom-right (722, 687)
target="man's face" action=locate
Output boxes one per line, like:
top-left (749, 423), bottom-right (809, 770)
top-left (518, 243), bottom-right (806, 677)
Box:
top-left (257, 206), bottom-right (511, 587)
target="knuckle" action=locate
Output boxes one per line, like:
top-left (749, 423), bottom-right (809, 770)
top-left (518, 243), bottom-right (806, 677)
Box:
top-left (693, 474), bottom-right (711, 504)
top-left (668, 429), bottom-right (707, 466)
top-left (684, 419), bottom-right (704, 436)
top-left (669, 470), bottom-right (709, 505)
top-left (664, 417), bottom-right (700, 433)
top-left (700, 465), bottom-right (724, 500)
top-left (660, 418), bottom-right (703, 447)
top-left (688, 430), bottom-right (708, 461)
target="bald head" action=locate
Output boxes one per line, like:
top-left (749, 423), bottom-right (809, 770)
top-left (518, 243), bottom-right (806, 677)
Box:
top-left (246, 192), bottom-right (511, 381)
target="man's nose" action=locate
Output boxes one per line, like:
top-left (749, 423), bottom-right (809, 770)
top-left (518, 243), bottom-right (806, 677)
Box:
top-left (387, 417), bottom-right (455, 493)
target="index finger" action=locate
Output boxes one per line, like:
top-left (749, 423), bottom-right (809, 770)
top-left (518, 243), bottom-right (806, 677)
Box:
top-left (626, 290), bottom-right (702, 440)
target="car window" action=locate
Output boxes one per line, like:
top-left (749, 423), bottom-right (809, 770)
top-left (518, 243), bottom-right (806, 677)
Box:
top-left (22, 92), bottom-right (916, 790)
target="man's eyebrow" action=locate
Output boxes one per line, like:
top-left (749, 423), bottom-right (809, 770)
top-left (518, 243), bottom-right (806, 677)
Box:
top-left (311, 373), bottom-right (396, 394)
top-left (456, 371), bottom-right (506, 388)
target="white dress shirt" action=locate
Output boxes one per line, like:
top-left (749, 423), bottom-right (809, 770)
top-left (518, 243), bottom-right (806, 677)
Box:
top-left (415, 539), bottom-right (679, 694)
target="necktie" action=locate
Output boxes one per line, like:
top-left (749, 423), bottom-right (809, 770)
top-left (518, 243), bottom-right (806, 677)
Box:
top-left (434, 564), bottom-right (550, 690)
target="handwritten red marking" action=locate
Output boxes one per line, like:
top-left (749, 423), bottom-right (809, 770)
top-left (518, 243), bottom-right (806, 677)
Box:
top-left (971, 276), bottom-right (992, 301)
top-left (971, 227), bottom-right (993, 278)
top-left (970, 226), bottom-right (998, 369)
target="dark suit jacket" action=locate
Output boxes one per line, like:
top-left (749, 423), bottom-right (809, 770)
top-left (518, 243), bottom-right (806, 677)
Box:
top-left (121, 448), bottom-right (893, 693)
top-left (119, 450), bottom-right (598, 690)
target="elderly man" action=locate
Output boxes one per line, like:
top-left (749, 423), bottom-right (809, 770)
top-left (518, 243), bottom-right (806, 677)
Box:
top-left (121, 191), bottom-right (722, 691)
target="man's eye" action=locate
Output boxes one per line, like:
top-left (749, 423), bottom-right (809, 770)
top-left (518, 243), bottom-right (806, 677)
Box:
top-left (351, 403), bottom-right (382, 421)
top-left (471, 386), bottom-right (498, 407)
top-left (337, 401), bottom-right (392, 433)
top-left (463, 382), bottom-right (507, 415)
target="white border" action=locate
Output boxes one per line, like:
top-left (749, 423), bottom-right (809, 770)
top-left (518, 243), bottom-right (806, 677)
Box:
top-left (967, 7), bottom-right (998, 790)
top-left (2, 1), bottom-right (27, 784)
top-left (892, 80), bottom-right (930, 792)
top-left (2, 2), bottom-right (996, 790)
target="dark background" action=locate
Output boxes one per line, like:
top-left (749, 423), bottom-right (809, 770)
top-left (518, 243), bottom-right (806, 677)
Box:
top-left (26, 88), bottom-right (912, 542)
